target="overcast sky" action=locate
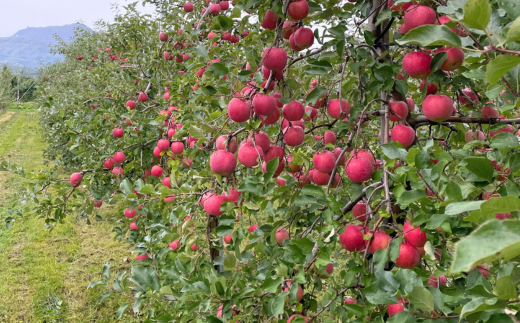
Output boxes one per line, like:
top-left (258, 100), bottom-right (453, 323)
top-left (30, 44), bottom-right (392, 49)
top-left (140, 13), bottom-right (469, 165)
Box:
top-left (0, 0), bottom-right (156, 37)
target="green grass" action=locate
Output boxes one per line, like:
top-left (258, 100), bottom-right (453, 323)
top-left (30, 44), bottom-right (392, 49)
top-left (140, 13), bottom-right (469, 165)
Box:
top-left (0, 111), bottom-right (141, 323)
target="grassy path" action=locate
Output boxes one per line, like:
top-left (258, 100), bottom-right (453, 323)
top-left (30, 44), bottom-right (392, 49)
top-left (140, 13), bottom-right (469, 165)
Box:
top-left (0, 111), bottom-right (140, 323)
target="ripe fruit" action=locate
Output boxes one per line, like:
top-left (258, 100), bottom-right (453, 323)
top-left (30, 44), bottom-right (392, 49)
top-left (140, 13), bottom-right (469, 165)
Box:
top-left (402, 52), bottom-right (432, 79)
top-left (349, 149), bottom-right (375, 165)
top-left (276, 228), bottom-right (290, 245)
top-left (210, 150), bottom-right (237, 176)
top-left (238, 141), bottom-right (265, 167)
top-left (162, 176), bottom-right (171, 188)
top-left (94, 200), bottom-right (103, 208)
top-left (138, 92), bottom-right (148, 102)
top-left (247, 132), bottom-right (271, 153)
top-left (388, 302), bottom-right (404, 317)
top-left (283, 101), bottom-right (305, 121)
top-left (327, 99), bottom-right (350, 119)
top-left (404, 5), bottom-right (436, 30)
top-left (112, 128), bottom-right (124, 138)
top-left (136, 254), bottom-right (149, 261)
top-left (126, 100), bottom-right (136, 109)
top-left (224, 233), bottom-right (232, 244)
top-left (293, 28), bottom-right (314, 50)
top-left (422, 95), bottom-right (454, 122)
top-left (253, 94), bottom-right (277, 116)
top-left (159, 32), bottom-right (168, 42)
top-left (313, 151), bottom-right (336, 174)
top-left (389, 100), bottom-right (409, 122)
top-left (481, 105), bottom-right (499, 118)
top-left (344, 298), bottom-right (357, 305)
top-left (465, 130), bottom-right (485, 143)
top-left (191, 243), bottom-right (199, 251)
top-left (311, 169), bottom-right (331, 186)
top-left (395, 243), bottom-right (421, 269)
top-left (304, 106), bottom-right (318, 121)
top-left (129, 222), bottom-right (139, 230)
top-left (435, 47), bottom-right (465, 71)
top-left (403, 221), bottom-right (427, 247)
top-left (345, 157), bottom-right (373, 183)
top-left (323, 131), bottom-right (336, 145)
top-left (112, 167), bottom-right (124, 177)
top-left (157, 139), bottom-right (170, 151)
top-left (314, 263), bottom-right (333, 278)
top-left (208, 3), bottom-right (221, 14)
top-left (125, 208), bottom-right (137, 218)
top-left (249, 224), bottom-right (258, 233)
top-left (171, 141), bottom-right (184, 154)
top-left (216, 135), bottom-right (238, 153)
top-left (219, 1), bottom-right (229, 10)
top-left (151, 165), bottom-right (163, 177)
top-left (184, 2), bottom-right (194, 12)
top-left (458, 88), bottom-right (479, 107)
top-left (104, 158), bottom-right (115, 169)
top-left (228, 98), bottom-right (251, 122)
top-left (420, 81), bottom-right (438, 95)
top-left (333, 148), bottom-right (347, 165)
top-left (204, 194), bottom-right (226, 216)
top-left (391, 124), bottom-right (416, 148)
top-left (169, 240), bottom-right (181, 250)
top-left (70, 173), bottom-right (82, 186)
top-left (352, 202), bottom-right (367, 222)
top-left (339, 225), bottom-right (365, 251)
top-left (261, 10), bottom-right (279, 30)
top-left (282, 20), bottom-right (299, 39)
top-left (262, 48), bottom-right (287, 71)
top-left (288, 0), bottom-right (309, 20)
top-left (283, 126), bottom-right (305, 146)
top-left (262, 66), bottom-right (283, 80)
top-left (368, 231), bottom-right (391, 254)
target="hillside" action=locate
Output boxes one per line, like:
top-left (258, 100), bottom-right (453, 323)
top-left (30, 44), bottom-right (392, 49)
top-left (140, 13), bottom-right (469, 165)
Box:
top-left (0, 24), bottom-right (91, 68)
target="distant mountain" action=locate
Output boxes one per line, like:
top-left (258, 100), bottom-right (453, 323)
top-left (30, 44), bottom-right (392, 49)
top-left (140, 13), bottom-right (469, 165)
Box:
top-left (0, 24), bottom-right (92, 68)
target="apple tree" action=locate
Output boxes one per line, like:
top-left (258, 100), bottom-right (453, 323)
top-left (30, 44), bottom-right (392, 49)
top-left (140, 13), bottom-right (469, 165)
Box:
top-left (4, 0), bottom-right (520, 322)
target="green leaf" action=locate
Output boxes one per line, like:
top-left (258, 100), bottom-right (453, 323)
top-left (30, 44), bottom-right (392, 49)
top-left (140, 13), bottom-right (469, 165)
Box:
top-left (224, 253), bottom-right (236, 269)
top-left (497, 0), bottom-right (520, 19)
top-left (446, 182), bottom-right (463, 202)
top-left (460, 297), bottom-right (506, 319)
top-left (480, 196), bottom-right (520, 216)
top-left (387, 311), bottom-right (409, 323)
top-left (301, 184), bottom-right (325, 198)
top-left (451, 219), bottom-right (520, 273)
top-left (193, 43), bottom-right (209, 59)
top-left (509, 153), bottom-right (520, 172)
top-left (445, 201), bottom-right (485, 215)
top-left (486, 55), bottom-right (520, 85)
top-left (494, 262), bottom-right (517, 300)
top-left (306, 86), bottom-right (327, 105)
top-left (395, 25), bottom-right (462, 47)
top-left (116, 303), bottom-right (129, 319)
top-left (415, 148), bottom-right (429, 169)
top-left (328, 25), bottom-right (347, 39)
top-left (408, 286), bottom-right (434, 312)
top-left (465, 157), bottom-right (495, 182)
top-left (397, 190), bottom-right (426, 206)
top-left (188, 126), bottom-right (206, 141)
top-left (490, 132), bottom-right (519, 149)
top-left (261, 276), bottom-right (283, 293)
top-left (461, 0), bottom-right (492, 30)
top-left (217, 16), bottom-right (233, 29)
top-left (270, 292), bottom-right (287, 316)
top-left (200, 85), bottom-right (217, 95)
top-left (381, 143), bottom-right (407, 159)
top-left (120, 179), bottom-right (133, 195)
top-left (430, 52), bottom-right (448, 71)
top-left (207, 63), bottom-right (229, 76)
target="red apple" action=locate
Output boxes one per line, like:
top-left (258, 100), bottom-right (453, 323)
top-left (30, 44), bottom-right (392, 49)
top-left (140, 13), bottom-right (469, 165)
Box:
top-left (210, 150), bottom-right (237, 176)
top-left (395, 243), bottom-right (421, 269)
top-left (422, 95), bottom-right (453, 122)
top-left (402, 51), bottom-right (432, 79)
top-left (391, 124), bottom-right (415, 148)
top-left (70, 173), bottom-right (82, 186)
top-left (339, 225), bottom-right (365, 251)
top-left (345, 157), bottom-right (373, 183)
top-left (288, 0), bottom-right (309, 20)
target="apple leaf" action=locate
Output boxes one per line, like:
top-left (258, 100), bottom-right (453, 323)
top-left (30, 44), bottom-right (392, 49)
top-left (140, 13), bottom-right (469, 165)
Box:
top-left (193, 43), bottom-right (209, 59)
top-left (451, 219), bottom-right (520, 274)
top-left (395, 25), bottom-right (461, 47)
top-left (490, 132), bottom-right (519, 149)
top-left (445, 201), bottom-right (485, 215)
top-left (464, 157), bottom-right (495, 182)
top-left (497, 0), bottom-right (520, 19)
top-left (207, 63), bottom-right (229, 76)
top-left (408, 286), bottom-right (434, 312)
top-left (461, 0), bottom-right (492, 30)
top-left (306, 86), bottom-right (327, 105)
top-left (486, 55), bottom-right (520, 85)
top-left (506, 16), bottom-right (520, 44)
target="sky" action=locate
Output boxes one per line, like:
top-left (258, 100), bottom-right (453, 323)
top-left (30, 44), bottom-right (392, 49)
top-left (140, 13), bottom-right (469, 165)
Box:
top-left (0, 0), bottom-right (156, 37)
